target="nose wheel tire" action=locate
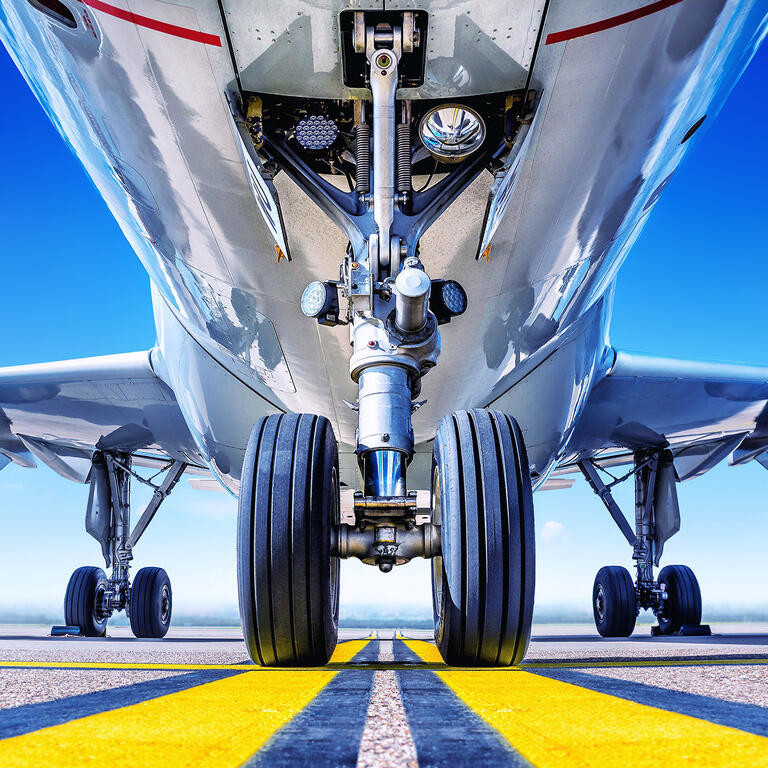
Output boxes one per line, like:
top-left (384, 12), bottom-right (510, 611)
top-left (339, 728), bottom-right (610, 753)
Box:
top-left (657, 564), bottom-right (701, 635)
top-left (64, 566), bottom-right (109, 637)
top-left (431, 409), bottom-right (535, 666)
top-left (237, 413), bottom-right (340, 667)
top-left (130, 567), bottom-right (172, 638)
top-left (593, 566), bottom-right (637, 637)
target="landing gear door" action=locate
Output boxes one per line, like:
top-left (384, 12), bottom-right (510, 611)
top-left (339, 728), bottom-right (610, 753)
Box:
top-left (475, 113), bottom-right (536, 260)
top-left (228, 102), bottom-right (292, 262)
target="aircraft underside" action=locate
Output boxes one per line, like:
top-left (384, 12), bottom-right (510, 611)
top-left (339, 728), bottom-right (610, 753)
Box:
top-left (1, 0), bottom-right (767, 665)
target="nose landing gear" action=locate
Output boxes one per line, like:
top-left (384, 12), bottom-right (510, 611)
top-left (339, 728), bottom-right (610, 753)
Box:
top-left (236, 11), bottom-right (536, 667)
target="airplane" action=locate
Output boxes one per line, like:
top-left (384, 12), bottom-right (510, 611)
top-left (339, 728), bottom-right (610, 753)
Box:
top-left (1, 0), bottom-right (766, 666)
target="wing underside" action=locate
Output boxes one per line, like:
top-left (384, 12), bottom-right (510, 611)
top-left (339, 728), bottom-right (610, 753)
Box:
top-left (0, 350), bottom-right (204, 483)
top-left (563, 350), bottom-right (768, 480)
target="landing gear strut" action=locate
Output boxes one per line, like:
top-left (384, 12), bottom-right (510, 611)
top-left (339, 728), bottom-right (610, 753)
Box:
top-left (236, 10), bottom-right (535, 667)
top-left (63, 451), bottom-right (185, 637)
top-left (579, 451), bottom-right (709, 637)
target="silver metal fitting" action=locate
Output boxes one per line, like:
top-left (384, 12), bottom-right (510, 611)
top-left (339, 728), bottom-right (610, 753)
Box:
top-left (334, 521), bottom-right (441, 567)
top-left (395, 266), bottom-right (431, 332)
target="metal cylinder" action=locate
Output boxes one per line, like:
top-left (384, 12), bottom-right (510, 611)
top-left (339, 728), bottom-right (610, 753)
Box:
top-left (354, 122), bottom-right (371, 194)
top-left (357, 365), bottom-right (413, 458)
top-left (395, 267), bottom-right (430, 332)
top-left (396, 123), bottom-right (411, 193)
top-left (363, 450), bottom-right (407, 497)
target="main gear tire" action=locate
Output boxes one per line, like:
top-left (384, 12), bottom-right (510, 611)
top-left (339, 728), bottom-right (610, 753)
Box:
top-left (431, 409), bottom-right (535, 666)
top-left (237, 413), bottom-right (340, 666)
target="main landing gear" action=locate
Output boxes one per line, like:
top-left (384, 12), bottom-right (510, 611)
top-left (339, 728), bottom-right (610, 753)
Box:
top-left (579, 451), bottom-right (708, 638)
top-left (63, 451), bottom-right (185, 638)
top-left (235, 11), bottom-right (536, 667)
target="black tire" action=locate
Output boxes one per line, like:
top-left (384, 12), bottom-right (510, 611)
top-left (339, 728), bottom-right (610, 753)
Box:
top-left (129, 567), bottom-right (172, 639)
top-left (237, 413), bottom-right (340, 666)
top-left (64, 566), bottom-right (108, 637)
top-left (593, 566), bottom-right (637, 638)
top-left (657, 564), bottom-right (702, 635)
top-left (431, 409), bottom-right (535, 666)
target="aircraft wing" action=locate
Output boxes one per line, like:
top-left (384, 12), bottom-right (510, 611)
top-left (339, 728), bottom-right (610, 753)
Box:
top-left (564, 350), bottom-right (768, 481)
top-left (0, 350), bottom-right (204, 483)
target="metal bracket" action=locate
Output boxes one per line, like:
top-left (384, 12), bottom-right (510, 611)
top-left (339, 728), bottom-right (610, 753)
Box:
top-left (129, 460), bottom-right (186, 547)
top-left (577, 460), bottom-right (637, 546)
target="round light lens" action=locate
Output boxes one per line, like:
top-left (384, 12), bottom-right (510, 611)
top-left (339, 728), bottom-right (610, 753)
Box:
top-left (419, 104), bottom-right (486, 162)
top-left (295, 115), bottom-right (338, 150)
top-left (301, 281), bottom-right (328, 317)
top-left (441, 280), bottom-right (467, 315)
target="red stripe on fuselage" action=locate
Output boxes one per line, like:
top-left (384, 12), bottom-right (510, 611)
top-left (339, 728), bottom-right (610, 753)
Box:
top-left (80, 0), bottom-right (222, 46)
top-left (545, 0), bottom-right (685, 45)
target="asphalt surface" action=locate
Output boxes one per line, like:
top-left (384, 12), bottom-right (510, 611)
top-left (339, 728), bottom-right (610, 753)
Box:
top-left (0, 624), bottom-right (766, 766)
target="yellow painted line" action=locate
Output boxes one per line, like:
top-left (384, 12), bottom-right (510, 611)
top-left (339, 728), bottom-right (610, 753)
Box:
top-left (404, 640), bottom-right (768, 767)
top-left (0, 661), bottom-right (256, 671)
top-left (0, 640), bottom-right (370, 768)
top-left (4, 656), bottom-right (764, 672)
top-left (393, 641), bottom-right (768, 670)
top-left (0, 639), bottom-right (374, 672)
top-left (524, 658), bottom-right (768, 670)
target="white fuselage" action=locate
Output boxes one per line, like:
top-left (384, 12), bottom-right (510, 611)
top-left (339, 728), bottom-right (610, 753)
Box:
top-left (1, 0), bottom-right (765, 491)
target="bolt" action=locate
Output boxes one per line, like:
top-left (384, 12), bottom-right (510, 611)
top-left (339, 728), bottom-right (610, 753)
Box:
top-left (382, 433), bottom-right (390, 442)
top-left (375, 52), bottom-right (392, 68)
top-left (367, 340), bottom-right (377, 348)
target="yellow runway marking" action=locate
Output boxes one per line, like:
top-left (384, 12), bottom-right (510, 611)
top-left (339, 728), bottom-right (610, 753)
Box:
top-left (525, 657), bottom-right (768, 669)
top-left (0, 640), bottom-right (369, 768)
top-left (2, 655), bottom-right (767, 672)
top-left (404, 640), bottom-right (768, 767)
top-left (0, 639), bottom-right (378, 672)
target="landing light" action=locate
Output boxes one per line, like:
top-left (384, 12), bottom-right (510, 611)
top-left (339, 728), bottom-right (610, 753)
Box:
top-left (301, 281), bottom-right (341, 326)
top-left (419, 104), bottom-right (486, 163)
top-left (295, 115), bottom-right (338, 151)
top-left (429, 280), bottom-right (468, 325)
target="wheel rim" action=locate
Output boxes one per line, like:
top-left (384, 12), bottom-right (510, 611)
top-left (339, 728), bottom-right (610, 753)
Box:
top-left (160, 584), bottom-right (171, 624)
top-left (595, 584), bottom-right (606, 622)
top-left (93, 581), bottom-right (108, 626)
top-left (431, 464), bottom-right (443, 621)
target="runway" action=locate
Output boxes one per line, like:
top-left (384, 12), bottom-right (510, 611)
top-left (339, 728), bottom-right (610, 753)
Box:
top-left (0, 624), bottom-right (767, 766)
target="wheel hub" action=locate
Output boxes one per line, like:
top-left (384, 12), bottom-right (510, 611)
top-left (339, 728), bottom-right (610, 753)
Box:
top-left (160, 584), bottom-right (171, 624)
top-left (595, 585), bottom-right (606, 621)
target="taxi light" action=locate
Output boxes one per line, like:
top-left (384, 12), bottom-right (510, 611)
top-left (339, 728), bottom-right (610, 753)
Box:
top-left (429, 280), bottom-right (468, 325)
top-left (301, 281), bottom-right (341, 326)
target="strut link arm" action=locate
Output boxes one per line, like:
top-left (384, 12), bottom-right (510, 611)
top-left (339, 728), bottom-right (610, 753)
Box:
top-left (577, 460), bottom-right (638, 546)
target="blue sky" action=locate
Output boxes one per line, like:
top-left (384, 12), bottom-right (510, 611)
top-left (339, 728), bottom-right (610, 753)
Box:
top-left (0, 38), bottom-right (767, 624)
